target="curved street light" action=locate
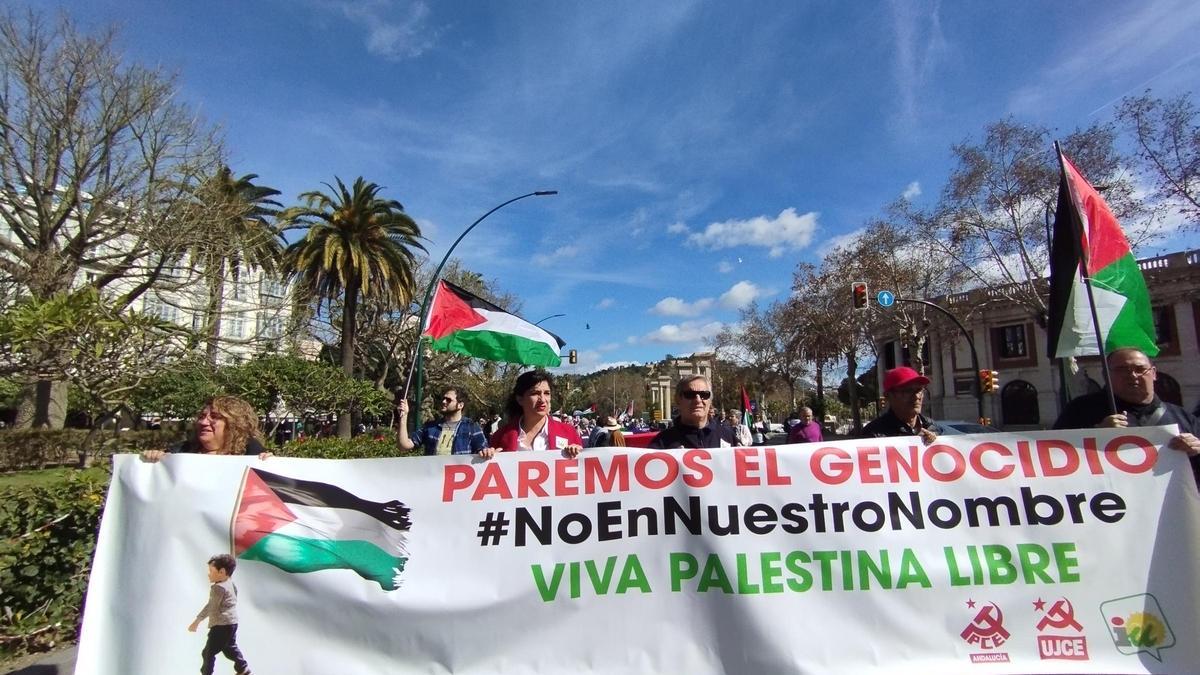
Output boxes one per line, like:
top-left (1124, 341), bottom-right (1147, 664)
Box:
top-left (533, 313), bottom-right (566, 326)
top-left (408, 191), bottom-right (558, 410)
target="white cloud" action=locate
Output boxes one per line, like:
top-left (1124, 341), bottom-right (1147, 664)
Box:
top-left (325, 0), bottom-right (441, 60)
top-left (597, 342), bottom-right (619, 352)
top-left (532, 244), bottom-right (581, 267)
top-left (667, 222), bottom-right (690, 234)
top-left (1008, 0), bottom-right (1200, 115)
top-left (717, 260), bottom-right (734, 274)
top-left (818, 227), bottom-right (867, 256)
top-left (902, 181), bottom-right (922, 200)
top-left (719, 281), bottom-right (765, 309)
top-left (888, 0), bottom-right (948, 129)
top-left (594, 298), bottom-right (616, 309)
top-left (650, 296), bottom-right (714, 317)
top-left (687, 208), bottom-right (819, 257)
top-left (641, 320), bottom-right (725, 344)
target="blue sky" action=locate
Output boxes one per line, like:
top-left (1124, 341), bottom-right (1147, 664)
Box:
top-left (38, 0), bottom-right (1200, 372)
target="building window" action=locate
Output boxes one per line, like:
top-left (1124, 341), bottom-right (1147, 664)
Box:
top-left (260, 279), bottom-right (285, 299)
top-left (257, 313), bottom-right (282, 339)
top-left (228, 316), bottom-right (245, 338)
top-left (143, 296), bottom-right (178, 324)
top-left (232, 282), bottom-right (246, 300)
top-left (1152, 305), bottom-right (1179, 356)
top-left (998, 325), bottom-right (1027, 359)
top-left (1001, 380), bottom-right (1039, 426)
top-left (883, 341), bottom-right (897, 370)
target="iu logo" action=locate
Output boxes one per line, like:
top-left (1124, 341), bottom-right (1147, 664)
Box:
top-left (1100, 594), bottom-right (1176, 662)
top-left (1034, 597), bottom-right (1089, 661)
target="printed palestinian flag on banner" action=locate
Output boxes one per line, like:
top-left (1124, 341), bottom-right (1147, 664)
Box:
top-left (1047, 149), bottom-right (1158, 358)
top-left (424, 280), bottom-right (565, 367)
top-left (233, 469), bottom-right (411, 591)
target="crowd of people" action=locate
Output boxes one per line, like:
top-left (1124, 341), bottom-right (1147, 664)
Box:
top-left (138, 348), bottom-right (1200, 490)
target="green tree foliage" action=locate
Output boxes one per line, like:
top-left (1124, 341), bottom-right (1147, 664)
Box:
top-left (0, 289), bottom-right (187, 452)
top-left (0, 12), bottom-right (224, 429)
top-left (281, 177), bottom-right (425, 437)
top-left (132, 355), bottom-right (392, 436)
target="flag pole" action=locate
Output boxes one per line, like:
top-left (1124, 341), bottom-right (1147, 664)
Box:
top-left (1054, 142), bottom-right (1118, 415)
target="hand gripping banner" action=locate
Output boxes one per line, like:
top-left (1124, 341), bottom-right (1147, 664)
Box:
top-left (77, 426), bottom-right (1200, 674)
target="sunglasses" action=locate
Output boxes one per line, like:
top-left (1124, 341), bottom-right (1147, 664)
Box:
top-left (679, 390), bottom-right (712, 400)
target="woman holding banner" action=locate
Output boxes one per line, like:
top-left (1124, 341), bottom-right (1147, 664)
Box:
top-left (481, 370), bottom-right (582, 458)
top-left (140, 395), bottom-right (273, 462)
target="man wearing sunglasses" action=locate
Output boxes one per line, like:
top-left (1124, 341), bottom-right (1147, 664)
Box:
top-left (861, 366), bottom-right (941, 443)
top-left (648, 375), bottom-right (735, 449)
top-left (395, 387), bottom-right (488, 456)
top-left (1053, 348), bottom-right (1200, 487)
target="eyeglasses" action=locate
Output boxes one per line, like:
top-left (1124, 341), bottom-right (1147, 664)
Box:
top-left (1114, 365), bottom-right (1154, 377)
top-left (890, 387), bottom-right (925, 397)
top-left (441, 397), bottom-right (456, 403)
top-left (679, 390), bottom-right (712, 400)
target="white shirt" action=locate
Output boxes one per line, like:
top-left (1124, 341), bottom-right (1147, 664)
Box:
top-left (517, 419), bottom-right (549, 451)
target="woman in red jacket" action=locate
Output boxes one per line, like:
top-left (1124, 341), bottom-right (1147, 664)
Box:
top-left (481, 370), bottom-right (582, 458)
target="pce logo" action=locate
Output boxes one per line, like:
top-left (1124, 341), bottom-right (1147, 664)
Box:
top-left (1100, 594), bottom-right (1175, 662)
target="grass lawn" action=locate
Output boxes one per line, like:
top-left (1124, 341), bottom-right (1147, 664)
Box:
top-left (0, 466), bottom-right (108, 490)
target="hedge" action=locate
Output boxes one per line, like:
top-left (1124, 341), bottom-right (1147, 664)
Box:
top-left (0, 430), bottom-right (185, 472)
top-left (0, 466), bottom-right (109, 656)
top-left (280, 430), bottom-right (422, 459)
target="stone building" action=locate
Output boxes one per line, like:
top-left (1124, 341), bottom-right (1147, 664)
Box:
top-left (873, 250), bottom-right (1200, 429)
top-left (646, 352), bottom-right (716, 420)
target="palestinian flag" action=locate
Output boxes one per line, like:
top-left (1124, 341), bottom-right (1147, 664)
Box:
top-left (1047, 150), bottom-right (1158, 358)
top-left (233, 469), bottom-right (411, 591)
top-left (741, 386), bottom-right (752, 428)
top-left (424, 280), bottom-right (565, 367)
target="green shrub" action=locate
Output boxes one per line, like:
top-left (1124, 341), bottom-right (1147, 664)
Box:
top-left (0, 430), bottom-right (185, 472)
top-left (0, 466), bottom-right (109, 656)
top-left (281, 430), bottom-right (421, 459)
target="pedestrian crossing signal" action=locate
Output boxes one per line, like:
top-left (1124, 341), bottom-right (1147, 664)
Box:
top-left (852, 282), bottom-right (868, 309)
top-left (568, 349), bottom-right (577, 364)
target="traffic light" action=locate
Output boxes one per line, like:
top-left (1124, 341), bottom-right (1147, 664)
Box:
top-left (568, 349), bottom-right (577, 364)
top-left (979, 369), bottom-right (999, 393)
top-left (852, 281), bottom-right (868, 309)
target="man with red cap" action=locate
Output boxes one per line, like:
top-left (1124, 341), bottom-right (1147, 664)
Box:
top-left (861, 366), bottom-right (941, 442)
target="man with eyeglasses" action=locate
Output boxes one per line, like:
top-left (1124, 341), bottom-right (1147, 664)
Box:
top-left (395, 387), bottom-right (488, 456)
top-left (861, 366), bottom-right (941, 443)
top-left (1053, 348), bottom-right (1200, 482)
top-left (648, 375), bottom-right (735, 449)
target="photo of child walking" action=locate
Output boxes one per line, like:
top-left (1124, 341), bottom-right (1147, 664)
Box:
top-left (189, 554), bottom-right (252, 675)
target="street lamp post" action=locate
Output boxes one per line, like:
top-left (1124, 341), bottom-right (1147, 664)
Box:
top-left (409, 191), bottom-right (557, 414)
top-left (533, 313), bottom-right (565, 326)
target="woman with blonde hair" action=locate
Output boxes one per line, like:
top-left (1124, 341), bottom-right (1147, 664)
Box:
top-left (141, 395), bottom-right (271, 461)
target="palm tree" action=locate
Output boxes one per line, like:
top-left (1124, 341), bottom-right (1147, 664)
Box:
top-left (190, 166), bottom-right (283, 363)
top-left (280, 177), bottom-right (425, 438)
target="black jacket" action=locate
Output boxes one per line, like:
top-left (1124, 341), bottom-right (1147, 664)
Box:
top-left (860, 409), bottom-right (941, 439)
top-left (1054, 390), bottom-right (1199, 490)
top-left (648, 419), bottom-right (735, 449)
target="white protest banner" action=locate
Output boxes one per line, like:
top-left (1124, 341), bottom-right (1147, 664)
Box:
top-left (77, 426), bottom-right (1200, 674)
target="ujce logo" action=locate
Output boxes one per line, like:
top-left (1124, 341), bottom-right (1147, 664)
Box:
top-left (1100, 594), bottom-right (1175, 662)
top-left (1034, 597), bottom-right (1089, 661)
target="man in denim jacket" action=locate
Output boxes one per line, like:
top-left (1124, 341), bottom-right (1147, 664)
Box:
top-left (395, 387), bottom-right (488, 455)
